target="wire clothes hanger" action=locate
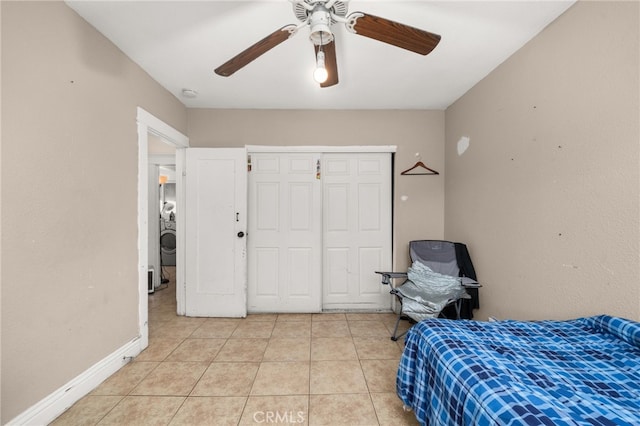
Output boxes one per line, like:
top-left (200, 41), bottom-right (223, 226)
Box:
top-left (401, 161), bottom-right (439, 175)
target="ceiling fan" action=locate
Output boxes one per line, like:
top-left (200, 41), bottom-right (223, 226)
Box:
top-left (214, 0), bottom-right (441, 88)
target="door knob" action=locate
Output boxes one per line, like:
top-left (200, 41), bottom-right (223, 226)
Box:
top-left (237, 231), bottom-right (245, 238)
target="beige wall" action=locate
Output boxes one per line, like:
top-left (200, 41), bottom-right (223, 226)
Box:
top-left (5, 0), bottom-right (636, 421)
top-left (444, 1), bottom-right (640, 321)
top-left (188, 109), bottom-right (446, 269)
top-left (1, 2), bottom-right (187, 421)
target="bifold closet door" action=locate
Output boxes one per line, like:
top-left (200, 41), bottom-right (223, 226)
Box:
top-left (322, 153), bottom-right (392, 310)
top-left (247, 153), bottom-right (323, 312)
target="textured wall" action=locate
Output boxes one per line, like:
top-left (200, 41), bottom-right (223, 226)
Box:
top-left (1, 2), bottom-right (186, 421)
top-left (188, 109), bottom-right (446, 270)
top-left (444, 1), bottom-right (639, 321)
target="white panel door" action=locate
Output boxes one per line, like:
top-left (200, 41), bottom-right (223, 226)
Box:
top-left (248, 153), bottom-right (322, 312)
top-left (185, 148), bottom-right (247, 317)
top-left (322, 153), bottom-right (392, 310)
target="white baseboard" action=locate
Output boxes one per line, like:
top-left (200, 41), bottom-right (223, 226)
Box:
top-left (7, 336), bottom-right (144, 426)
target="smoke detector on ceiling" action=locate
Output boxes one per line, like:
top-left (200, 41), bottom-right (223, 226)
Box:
top-left (181, 88), bottom-right (198, 98)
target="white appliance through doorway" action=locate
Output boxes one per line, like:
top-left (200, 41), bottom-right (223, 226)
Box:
top-left (247, 147), bottom-right (394, 313)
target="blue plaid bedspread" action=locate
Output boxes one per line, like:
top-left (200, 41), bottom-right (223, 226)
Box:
top-left (397, 315), bottom-right (640, 426)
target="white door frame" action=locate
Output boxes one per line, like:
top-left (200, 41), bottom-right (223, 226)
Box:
top-left (246, 145), bottom-right (397, 313)
top-left (136, 108), bottom-right (189, 347)
top-left (246, 145), bottom-right (396, 154)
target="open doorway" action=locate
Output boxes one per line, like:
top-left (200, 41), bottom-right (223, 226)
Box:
top-left (148, 137), bottom-right (177, 292)
top-left (136, 108), bottom-right (188, 349)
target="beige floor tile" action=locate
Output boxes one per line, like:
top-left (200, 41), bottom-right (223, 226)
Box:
top-left (385, 318), bottom-right (414, 338)
top-left (250, 362), bottom-right (310, 395)
top-left (164, 316), bottom-right (207, 328)
top-left (97, 395), bottom-right (185, 425)
top-left (311, 320), bottom-right (350, 337)
top-left (151, 286), bottom-right (176, 298)
top-left (311, 313), bottom-right (346, 321)
top-left (190, 319), bottom-right (240, 338)
top-left (348, 320), bottom-right (392, 337)
top-left (240, 395), bottom-right (309, 425)
top-left (277, 313), bottom-right (312, 322)
top-left (165, 338), bottom-right (226, 362)
top-left (263, 338), bottom-right (311, 361)
top-left (169, 396), bottom-right (246, 425)
top-left (346, 313), bottom-right (392, 321)
top-left (135, 338), bottom-right (184, 362)
top-left (245, 313), bottom-right (278, 322)
top-left (380, 313), bottom-right (404, 328)
top-left (51, 395), bottom-right (123, 425)
top-left (131, 362), bottom-right (207, 396)
top-left (92, 362), bottom-right (159, 395)
top-left (232, 321), bottom-right (275, 338)
top-left (148, 294), bottom-right (174, 308)
top-left (377, 312), bottom-right (401, 323)
top-left (191, 362), bottom-right (259, 396)
top-left (310, 360), bottom-right (368, 394)
top-left (353, 337), bottom-right (403, 360)
top-left (310, 337), bottom-right (358, 361)
top-left (361, 360), bottom-right (399, 393)
top-left (215, 338), bottom-right (269, 362)
top-left (271, 321), bottom-right (311, 338)
top-left (149, 320), bottom-right (202, 339)
top-left (148, 308), bottom-right (179, 325)
top-left (308, 394), bottom-right (378, 426)
top-left (370, 392), bottom-right (420, 426)
top-left (52, 269), bottom-right (415, 425)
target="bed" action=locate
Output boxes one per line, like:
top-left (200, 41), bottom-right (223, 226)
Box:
top-left (397, 315), bottom-right (640, 426)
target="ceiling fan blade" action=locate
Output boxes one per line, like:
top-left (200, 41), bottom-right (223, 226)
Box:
top-left (314, 41), bottom-right (339, 88)
top-left (215, 24), bottom-right (297, 77)
top-left (348, 13), bottom-right (441, 55)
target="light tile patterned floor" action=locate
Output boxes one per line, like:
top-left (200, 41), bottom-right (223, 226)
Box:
top-left (51, 268), bottom-right (417, 425)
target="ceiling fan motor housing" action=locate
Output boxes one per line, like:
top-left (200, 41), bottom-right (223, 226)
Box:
top-left (293, 0), bottom-right (349, 45)
top-left (309, 8), bottom-right (333, 45)
top-left (293, 0), bottom-right (348, 22)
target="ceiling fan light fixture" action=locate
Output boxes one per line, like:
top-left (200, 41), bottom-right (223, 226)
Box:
top-left (215, 0), bottom-right (440, 87)
top-left (313, 50), bottom-right (328, 83)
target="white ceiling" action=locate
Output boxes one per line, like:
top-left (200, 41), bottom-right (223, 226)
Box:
top-left (66, 0), bottom-right (575, 110)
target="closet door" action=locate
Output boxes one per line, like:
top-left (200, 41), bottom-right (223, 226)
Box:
top-left (247, 153), bottom-right (323, 312)
top-left (322, 153), bottom-right (392, 310)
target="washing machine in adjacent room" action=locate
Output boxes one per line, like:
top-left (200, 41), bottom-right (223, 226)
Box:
top-left (160, 220), bottom-right (176, 266)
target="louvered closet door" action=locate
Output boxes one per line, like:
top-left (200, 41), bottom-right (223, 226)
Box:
top-left (322, 153), bottom-right (392, 310)
top-left (247, 153), bottom-right (323, 312)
